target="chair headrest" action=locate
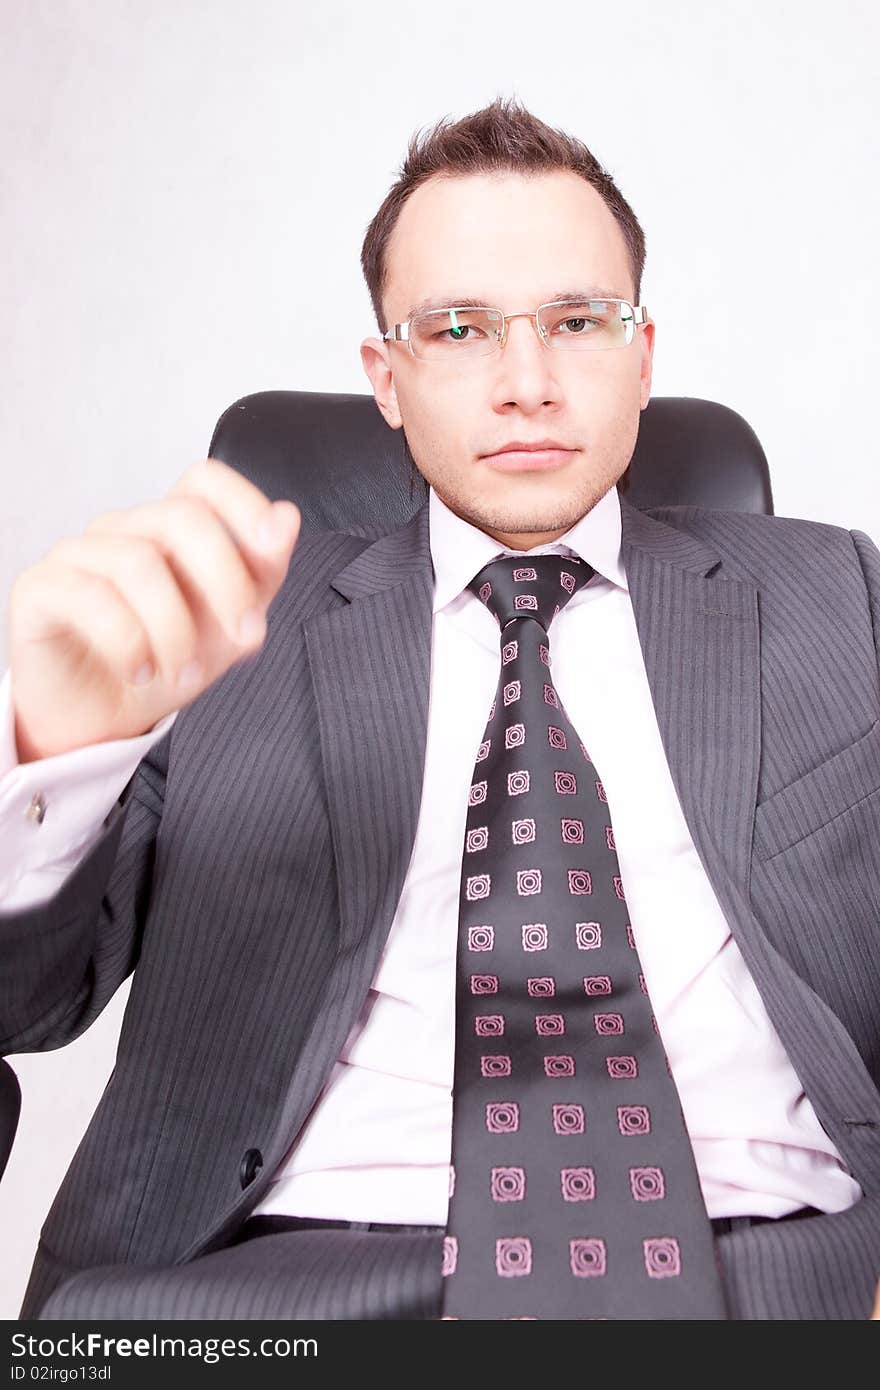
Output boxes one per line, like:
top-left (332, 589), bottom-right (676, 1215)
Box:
top-left (207, 391), bottom-right (772, 534)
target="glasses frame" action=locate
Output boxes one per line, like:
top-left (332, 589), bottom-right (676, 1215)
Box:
top-left (382, 297), bottom-right (649, 360)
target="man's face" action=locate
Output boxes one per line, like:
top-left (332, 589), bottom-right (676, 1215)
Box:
top-left (360, 170), bottom-right (654, 550)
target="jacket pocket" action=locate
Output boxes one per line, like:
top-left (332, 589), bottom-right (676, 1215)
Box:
top-left (753, 716), bottom-right (880, 862)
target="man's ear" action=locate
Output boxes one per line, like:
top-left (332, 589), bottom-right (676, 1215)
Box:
top-left (360, 338), bottom-right (403, 431)
top-left (639, 319), bottom-right (654, 411)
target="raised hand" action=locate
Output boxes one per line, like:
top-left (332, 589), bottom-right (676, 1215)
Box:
top-left (7, 458), bottom-right (301, 762)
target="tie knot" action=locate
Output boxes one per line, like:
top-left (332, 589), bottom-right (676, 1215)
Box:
top-left (467, 552), bottom-right (594, 635)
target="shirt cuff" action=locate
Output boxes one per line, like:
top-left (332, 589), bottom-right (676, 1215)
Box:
top-left (0, 667), bottom-right (178, 900)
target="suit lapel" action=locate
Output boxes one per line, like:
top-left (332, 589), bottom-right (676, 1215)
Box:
top-left (304, 498), bottom-right (435, 956)
top-left (618, 492), bottom-right (761, 898)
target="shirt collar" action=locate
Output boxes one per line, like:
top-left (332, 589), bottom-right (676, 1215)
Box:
top-left (429, 482), bottom-right (629, 615)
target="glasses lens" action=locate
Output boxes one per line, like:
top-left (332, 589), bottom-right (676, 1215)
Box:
top-left (538, 299), bottom-right (633, 350)
top-left (409, 301), bottom-right (634, 359)
top-left (410, 308), bottom-right (503, 360)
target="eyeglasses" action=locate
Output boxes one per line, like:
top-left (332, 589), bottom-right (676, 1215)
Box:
top-left (382, 298), bottom-right (649, 363)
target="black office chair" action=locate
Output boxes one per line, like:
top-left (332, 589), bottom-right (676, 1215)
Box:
top-left (206, 391), bottom-right (774, 531)
top-left (0, 391), bottom-right (772, 1191)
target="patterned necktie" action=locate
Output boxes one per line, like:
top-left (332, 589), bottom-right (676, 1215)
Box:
top-left (439, 552), bottom-right (729, 1320)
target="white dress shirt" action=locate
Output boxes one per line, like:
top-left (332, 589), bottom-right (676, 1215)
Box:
top-left (0, 483), bottom-right (862, 1223)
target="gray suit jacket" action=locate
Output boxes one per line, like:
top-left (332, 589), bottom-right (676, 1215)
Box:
top-left (4, 492), bottom-right (880, 1319)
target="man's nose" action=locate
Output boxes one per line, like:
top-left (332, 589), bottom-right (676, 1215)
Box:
top-left (495, 313), bottom-right (559, 380)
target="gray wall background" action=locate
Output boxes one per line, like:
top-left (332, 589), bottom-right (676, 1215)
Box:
top-left (2, 0), bottom-right (878, 1318)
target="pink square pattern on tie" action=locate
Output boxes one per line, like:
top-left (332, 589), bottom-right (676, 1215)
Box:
top-left (630, 1167), bottom-right (665, 1201)
top-left (480, 1055), bottom-right (511, 1077)
top-left (570, 1239), bottom-right (607, 1277)
top-left (442, 555), bottom-right (723, 1319)
top-left (544, 1055), bottom-right (575, 1077)
top-left (552, 1104), bottom-right (585, 1135)
top-left (643, 1238), bottom-right (681, 1278)
top-left (584, 975), bottom-right (612, 995)
top-left (470, 975), bottom-right (498, 994)
top-left (528, 977), bottom-right (555, 997)
top-left (607, 1056), bottom-right (638, 1078)
top-left (485, 1103), bottom-right (519, 1133)
top-left (491, 1167), bottom-right (526, 1201)
top-left (496, 1237), bottom-right (532, 1276)
top-left (468, 926), bottom-right (494, 951)
top-left (561, 1167), bottom-right (596, 1201)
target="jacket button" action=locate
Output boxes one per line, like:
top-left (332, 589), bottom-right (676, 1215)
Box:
top-left (239, 1148), bottom-right (263, 1189)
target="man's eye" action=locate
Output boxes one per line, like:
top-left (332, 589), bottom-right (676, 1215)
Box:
top-left (556, 317), bottom-right (600, 333)
top-left (436, 325), bottom-right (484, 341)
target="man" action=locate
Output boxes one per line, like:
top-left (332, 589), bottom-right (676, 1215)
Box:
top-left (2, 97), bottom-right (879, 1320)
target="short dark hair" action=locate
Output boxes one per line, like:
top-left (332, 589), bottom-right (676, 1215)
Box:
top-left (361, 94), bottom-right (646, 497)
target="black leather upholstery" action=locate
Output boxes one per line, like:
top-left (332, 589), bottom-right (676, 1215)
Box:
top-left (206, 391), bottom-right (774, 531)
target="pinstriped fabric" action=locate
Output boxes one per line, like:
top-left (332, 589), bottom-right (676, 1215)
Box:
top-left (3, 495), bottom-right (880, 1320)
top-left (715, 1191), bottom-right (880, 1319)
top-left (753, 722), bottom-right (880, 861)
top-left (624, 507), bottom-right (880, 1208)
top-left (0, 774), bottom-right (163, 1053)
top-left (37, 1229), bottom-right (445, 1320)
top-left (750, 780), bottom-right (880, 1069)
top-left (852, 529), bottom-right (880, 661)
top-left (106, 550), bottom-right (428, 1269)
top-left (646, 506), bottom-right (880, 802)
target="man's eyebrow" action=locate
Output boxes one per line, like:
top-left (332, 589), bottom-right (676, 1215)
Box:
top-left (405, 288), bottom-right (629, 319)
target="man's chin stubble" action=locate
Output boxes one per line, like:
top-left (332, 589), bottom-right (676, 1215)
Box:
top-left (460, 480), bottom-right (611, 535)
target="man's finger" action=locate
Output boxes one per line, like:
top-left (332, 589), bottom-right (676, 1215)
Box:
top-left (171, 457), bottom-right (300, 562)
